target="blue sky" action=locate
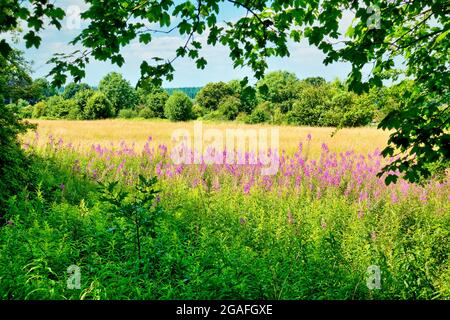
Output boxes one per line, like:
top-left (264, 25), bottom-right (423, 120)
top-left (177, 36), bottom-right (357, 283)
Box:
top-left (12, 0), bottom-right (356, 88)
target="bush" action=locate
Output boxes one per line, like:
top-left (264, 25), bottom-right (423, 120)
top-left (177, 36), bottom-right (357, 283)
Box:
top-left (287, 84), bottom-right (333, 126)
top-left (218, 96), bottom-right (240, 120)
top-left (195, 82), bottom-right (234, 111)
top-left (164, 91), bottom-right (193, 121)
top-left (84, 92), bottom-right (114, 119)
top-left (321, 92), bottom-right (374, 127)
top-left (74, 88), bottom-right (95, 114)
top-left (118, 108), bottom-right (138, 119)
top-left (32, 101), bottom-right (47, 118)
top-left (44, 96), bottom-right (80, 119)
top-left (191, 104), bottom-right (206, 119)
top-left (227, 79), bottom-right (257, 113)
top-left (0, 102), bottom-right (35, 218)
top-left (16, 99), bottom-right (29, 109)
top-left (341, 101), bottom-right (373, 127)
top-left (287, 100), bottom-right (326, 126)
top-left (202, 110), bottom-right (225, 121)
top-left (98, 72), bottom-right (138, 113)
top-left (235, 112), bottom-right (248, 123)
top-left (19, 105), bottom-right (34, 118)
top-left (256, 71), bottom-right (299, 104)
top-left (247, 103), bottom-right (271, 124)
top-left (139, 107), bottom-right (155, 119)
top-left (145, 91), bottom-right (169, 118)
top-left (272, 107), bottom-right (287, 125)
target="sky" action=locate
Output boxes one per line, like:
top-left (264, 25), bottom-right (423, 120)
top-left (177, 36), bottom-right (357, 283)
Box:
top-left (10, 0), bottom-right (357, 88)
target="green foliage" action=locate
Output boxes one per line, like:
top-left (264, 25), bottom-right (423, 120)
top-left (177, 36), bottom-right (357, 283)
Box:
top-left (322, 92), bottom-right (374, 127)
top-left (227, 79), bottom-right (257, 114)
top-left (202, 110), bottom-right (225, 122)
top-left (287, 84), bottom-right (333, 126)
top-left (98, 175), bottom-right (161, 263)
top-left (235, 112), bottom-right (249, 123)
top-left (117, 108), bottom-right (138, 119)
top-left (378, 85), bottom-right (450, 184)
top-left (247, 103), bottom-right (271, 124)
top-left (84, 92), bottom-right (114, 120)
top-left (44, 96), bottom-right (80, 120)
top-left (256, 71), bottom-right (299, 104)
top-left (0, 147), bottom-right (448, 299)
top-left (32, 101), bottom-right (47, 119)
top-left (144, 91), bottom-right (169, 119)
top-left (0, 51), bottom-right (36, 215)
top-left (0, 49), bottom-right (33, 104)
top-left (195, 82), bottom-right (234, 111)
top-left (62, 82), bottom-right (91, 99)
top-left (19, 105), bottom-right (34, 119)
top-left (138, 107), bottom-right (155, 119)
top-left (164, 91), bottom-right (193, 121)
top-left (191, 104), bottom-right (207, 119)
top-left (218, 96), bottom-right (240, 120)
top-left (304, 77), bottom-right (326, 87)
top-left (73, 88), bottom-right (95, 114)
top-left (28, 78), bottom-right (58, 103)
top-left (98, 72), bottom-right (138, 114)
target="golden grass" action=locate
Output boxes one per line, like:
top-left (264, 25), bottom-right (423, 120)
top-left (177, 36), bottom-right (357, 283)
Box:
top-left (23, 119), bottom-right (390, 158)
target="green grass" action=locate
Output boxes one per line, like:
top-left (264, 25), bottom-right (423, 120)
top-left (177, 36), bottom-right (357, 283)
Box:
top-left (1, 134), bottom-right (449, 300)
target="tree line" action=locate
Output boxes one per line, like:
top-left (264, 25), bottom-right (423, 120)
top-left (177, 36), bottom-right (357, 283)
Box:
top-left (6, 67), bottom-right (408, 128)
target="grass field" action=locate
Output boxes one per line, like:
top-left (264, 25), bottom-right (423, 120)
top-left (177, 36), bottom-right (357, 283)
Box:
top-left (25, 119), bottom-right (390, 158)
top-left (3, 119), bottom-right (448, 300)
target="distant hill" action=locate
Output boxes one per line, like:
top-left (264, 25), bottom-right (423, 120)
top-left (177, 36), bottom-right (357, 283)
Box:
top-left (164, 87), bottom-right (202, 99)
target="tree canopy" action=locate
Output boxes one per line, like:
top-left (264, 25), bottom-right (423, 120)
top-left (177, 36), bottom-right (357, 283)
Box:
top-left (0, 0), bottom-right (449, 183)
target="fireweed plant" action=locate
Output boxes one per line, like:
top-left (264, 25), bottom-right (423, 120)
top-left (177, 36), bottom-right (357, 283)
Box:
top-left (0, 133), bottom-right (448, 299)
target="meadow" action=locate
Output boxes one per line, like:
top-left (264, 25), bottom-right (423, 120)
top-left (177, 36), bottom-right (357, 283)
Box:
top-left (1, 120), bottom-right (449, 300)
top-left (26, 120), bottom-right (389, 157)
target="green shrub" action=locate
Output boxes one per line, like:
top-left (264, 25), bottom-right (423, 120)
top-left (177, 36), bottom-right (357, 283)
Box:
top-left (45, 96), bottom-right (80, 119)
top-left (118, 108), bottom-right (138, 119)
top-left (138, 107), bottom-right (155, 119)
top-left (32, 101), bottom-right (47, 118)
top-left (19, 105), bottom-right (34, 118)
top-left (246, 103), bottom-right (271, 124)
top-left (202, 110), bottom-right (225, 121)
top-left (286, 84), bottom-right (333, 126)
top-left (195, 82), bottom-right (234, 111)
top-left (321, 92), bottom-right (374, 127)
top-left (287, 100), bottom-right (324, 126)
top-left (256, 71), bottom-right (299, 104)
top-left (235, 112), bottom-right (248, 123)
top-left (164, 91), bottom-right (193, 121)
top-left (227, 79), bottom-right (257, 113)
top-left (145, 91), bottom-right (169, 118)
top-left (74, 88), bottom-right (95, 114)
top-left (5, 99), bottom-right (29, 115)
top-left (98, 72), bottom-right (138, 113)
top-left (191, 104), bottom-right (206, 119)
top-left (84, 92), bottom-right (114, 119)
top-left (218, 96), bottom-right (240, 120)
top-left (0, 103), bottom-right (35, 218)
top-left (272, 107), bottom-right (287, 125)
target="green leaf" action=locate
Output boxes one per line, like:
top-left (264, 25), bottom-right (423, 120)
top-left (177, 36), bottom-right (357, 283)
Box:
top-left (195, 57), bottom-right (207, 69)
top-left (139, 33), bottom-right (152, 44)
